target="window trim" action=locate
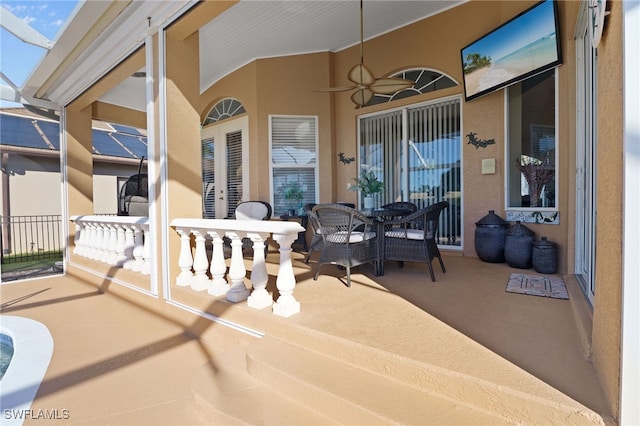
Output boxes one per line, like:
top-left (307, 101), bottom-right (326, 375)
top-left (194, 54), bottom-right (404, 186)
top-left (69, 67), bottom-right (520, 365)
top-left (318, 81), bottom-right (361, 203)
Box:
top-left (504, 68), bottom-right (560, 224)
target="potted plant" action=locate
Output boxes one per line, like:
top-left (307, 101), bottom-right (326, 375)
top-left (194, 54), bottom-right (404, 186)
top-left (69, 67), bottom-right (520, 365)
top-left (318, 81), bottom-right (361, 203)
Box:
top-left (284, 181), bottom-right (304, 215)
top-left (351, 170), bottom-right (383, 208)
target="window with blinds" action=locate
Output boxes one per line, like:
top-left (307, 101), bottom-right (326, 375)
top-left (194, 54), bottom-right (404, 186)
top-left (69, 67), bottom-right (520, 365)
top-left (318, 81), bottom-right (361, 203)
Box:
top-left (359, 98), bottom-right (462, 247)
top-left (270, 116), bottom-right (318, 216)
top-left (202, 138), bottom-right (215, 218)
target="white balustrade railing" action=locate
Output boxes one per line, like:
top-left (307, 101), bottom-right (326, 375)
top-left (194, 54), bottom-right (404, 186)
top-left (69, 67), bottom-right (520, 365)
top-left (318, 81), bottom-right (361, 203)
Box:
top-left (70, 215), bottom-right (151, 275)
top-left (170, 218), bottom-right (305, 317)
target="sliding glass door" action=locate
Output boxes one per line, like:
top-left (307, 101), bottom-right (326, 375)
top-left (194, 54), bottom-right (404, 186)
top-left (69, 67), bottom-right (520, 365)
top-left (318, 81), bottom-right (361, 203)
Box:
top-left (359, 97), bottom-right (462, 247)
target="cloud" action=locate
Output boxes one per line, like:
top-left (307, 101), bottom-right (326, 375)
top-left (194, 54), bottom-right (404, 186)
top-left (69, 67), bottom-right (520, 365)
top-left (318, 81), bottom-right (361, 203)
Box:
top-left (3, 4), bottom-right (26, 13)
top-left (21, 15), bottom-right (36, 25)
top-left (51, 19), bottom-right (64, 27)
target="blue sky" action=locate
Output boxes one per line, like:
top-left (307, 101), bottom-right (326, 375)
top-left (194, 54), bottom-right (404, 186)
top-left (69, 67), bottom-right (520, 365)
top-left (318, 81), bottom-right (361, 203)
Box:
top-left (462, 0), bottom-right (556, 63)
top-left (1, 0), bottom-right (78, 107)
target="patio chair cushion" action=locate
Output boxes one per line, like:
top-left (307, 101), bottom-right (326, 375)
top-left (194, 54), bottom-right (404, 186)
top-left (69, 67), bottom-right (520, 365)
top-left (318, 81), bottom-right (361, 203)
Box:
top-left (384, 228), bottom-right (424, 240)
top-left (235, 201), bottom-right (272, 220)
top-left (326, 231), bottom-right (376, 243)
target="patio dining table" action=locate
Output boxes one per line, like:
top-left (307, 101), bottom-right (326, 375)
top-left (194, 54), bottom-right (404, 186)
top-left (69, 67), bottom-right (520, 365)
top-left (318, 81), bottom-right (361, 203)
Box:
top-left (359, 207), bottom-right (415, 275)
top-left (360, 207), bottom-right (414, 221)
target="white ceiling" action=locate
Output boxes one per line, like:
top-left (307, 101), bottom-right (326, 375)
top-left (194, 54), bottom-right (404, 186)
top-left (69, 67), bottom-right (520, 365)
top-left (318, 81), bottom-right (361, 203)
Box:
top-left (100, 0), bottom-right (465, 112)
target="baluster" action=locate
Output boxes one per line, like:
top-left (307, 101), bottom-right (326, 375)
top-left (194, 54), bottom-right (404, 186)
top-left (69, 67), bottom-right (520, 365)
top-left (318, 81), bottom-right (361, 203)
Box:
top-left (191, 229), bottom-right (210, 290)
top-left (176, 228), bottom-right (194, 286)
top-left (131, 225), bottom-right (144, 272)
top-left (207, 230), bottom-right (229, 296)
top-left (99, 223), bottom-right (111, 262)
top-left (107, 224), bottom-right (119, 265)
top-left (271, 232), bottom-right (300, 317)
top-left (73, 222), bottom-right (82, 255)
top-left (247, 232), bottom-right (272, 309)
top-left (92, 223), bottom-right (104, 260)
top-left (114, 224), bottom-right (126, 266)
top-left (225, 231), bottom-right (250, 302)
top-left (101, 223), bottom-right (111, 262)
top-left (85, 223), bottom-right (96, 258)
top-left (122, 225), bottom-right (136, 269)
top-left (141, 225), bottom-right (151, 275)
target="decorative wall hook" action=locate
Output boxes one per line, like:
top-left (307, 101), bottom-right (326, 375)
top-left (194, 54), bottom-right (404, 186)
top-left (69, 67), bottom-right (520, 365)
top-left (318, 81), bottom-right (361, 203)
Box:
top-left (338, 152), bottom-right (355, 164)
top-left (466, 132), bottom-right (495, 149)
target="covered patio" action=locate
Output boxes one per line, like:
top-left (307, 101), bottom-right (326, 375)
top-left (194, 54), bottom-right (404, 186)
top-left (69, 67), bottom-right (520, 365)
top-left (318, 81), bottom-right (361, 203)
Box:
top-left (0, 251), bottom-right (611, 424)
top-left (1, 0), bottom-right (638, 423)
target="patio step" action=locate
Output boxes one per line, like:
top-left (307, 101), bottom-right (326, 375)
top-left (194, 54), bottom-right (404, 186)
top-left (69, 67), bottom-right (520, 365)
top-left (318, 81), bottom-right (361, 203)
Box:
top-left (193, 328), bottom-right (604, 425)
top-left (246, 336), bottom-right (510, 425)
top-left (192, 337), bottom-right (510, 425)
top-left (192, 343), bottom-right (338, 425)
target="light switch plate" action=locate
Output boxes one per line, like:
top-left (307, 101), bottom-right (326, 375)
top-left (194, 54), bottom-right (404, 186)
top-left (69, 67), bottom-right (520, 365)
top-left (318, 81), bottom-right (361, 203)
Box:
top-left (482, 158), bottom-right (496, 174)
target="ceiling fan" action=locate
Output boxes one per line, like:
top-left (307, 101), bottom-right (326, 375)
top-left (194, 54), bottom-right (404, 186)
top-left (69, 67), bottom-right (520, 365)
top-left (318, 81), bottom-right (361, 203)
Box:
top-left (316, 0), bottom-right (413, 108)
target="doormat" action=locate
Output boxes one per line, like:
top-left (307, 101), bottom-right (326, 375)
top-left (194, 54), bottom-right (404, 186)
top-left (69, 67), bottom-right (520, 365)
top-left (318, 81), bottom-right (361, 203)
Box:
top-left (506, 273), bottom-right (569, 300)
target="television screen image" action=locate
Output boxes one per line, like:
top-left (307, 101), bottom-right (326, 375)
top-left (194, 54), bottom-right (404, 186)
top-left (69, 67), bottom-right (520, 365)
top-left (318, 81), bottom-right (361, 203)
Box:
top-left (461, 0), bottom-right (562, 101)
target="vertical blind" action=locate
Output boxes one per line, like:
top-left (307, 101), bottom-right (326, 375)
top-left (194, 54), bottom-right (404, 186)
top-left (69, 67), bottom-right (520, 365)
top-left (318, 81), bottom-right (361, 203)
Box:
top-left (226, 130), bottom-right (243, 218)
top-left (201, 138), bottom-right (215, 218)
top-left (359, 98), bottom-right (462, 246)
top-left (271, 116), bottom-right (317, 216)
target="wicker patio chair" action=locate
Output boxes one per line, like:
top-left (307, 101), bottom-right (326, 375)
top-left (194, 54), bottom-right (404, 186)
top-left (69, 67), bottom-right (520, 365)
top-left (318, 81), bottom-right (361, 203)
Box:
top-left (312, 204), bottom-right (380, 287)
top-left (234, 200), bottom-right (272, 221)
top-left (381, 201), bottom-right (449, 281)
top-left (380, 201), bottom-right (418, 220)
top-left (224, 200), bottom-right (272, 257)
top-left (302, 203), bottom-right (321, 263)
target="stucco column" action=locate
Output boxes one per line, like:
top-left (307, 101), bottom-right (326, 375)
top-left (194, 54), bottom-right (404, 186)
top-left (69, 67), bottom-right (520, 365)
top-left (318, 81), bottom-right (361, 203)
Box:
top-left (64, 104), bottom-right (94, 252)
top-left (164, 28), bottom-right (202, 290)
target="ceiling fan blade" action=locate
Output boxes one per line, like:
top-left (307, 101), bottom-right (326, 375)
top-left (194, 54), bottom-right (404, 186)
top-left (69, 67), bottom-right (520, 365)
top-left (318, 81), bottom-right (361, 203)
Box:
top-left (348, 63), bottom-right (375, 86)
top-left (313, 85), bottom-right (357, 92)
top-left (351, 88), bottom-right (374, 108)
top-left (369, 78), bottom-right (414, 95)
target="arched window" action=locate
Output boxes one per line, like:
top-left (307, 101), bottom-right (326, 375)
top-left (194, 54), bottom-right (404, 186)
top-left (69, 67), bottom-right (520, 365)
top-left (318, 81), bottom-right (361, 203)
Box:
top-left (203, 98), bottom-right (246, 126)
top-left (366, 68), bottom-right (458, 107)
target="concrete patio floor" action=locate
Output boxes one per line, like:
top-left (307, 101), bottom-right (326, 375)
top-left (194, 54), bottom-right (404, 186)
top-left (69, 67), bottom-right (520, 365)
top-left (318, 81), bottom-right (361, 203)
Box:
top-left (0, 252), bottom-right (614, 425)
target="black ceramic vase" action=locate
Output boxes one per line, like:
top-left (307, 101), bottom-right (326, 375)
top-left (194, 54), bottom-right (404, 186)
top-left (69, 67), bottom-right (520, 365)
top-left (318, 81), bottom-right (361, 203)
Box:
top-left (475, 210), bottom-right (510, 263)
top-left (504, 221), bottom-right (535, 269)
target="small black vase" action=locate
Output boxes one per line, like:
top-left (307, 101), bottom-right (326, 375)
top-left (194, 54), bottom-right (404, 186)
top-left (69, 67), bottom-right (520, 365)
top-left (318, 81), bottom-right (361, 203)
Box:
top-left (532, 237), bottom-right (558, 274)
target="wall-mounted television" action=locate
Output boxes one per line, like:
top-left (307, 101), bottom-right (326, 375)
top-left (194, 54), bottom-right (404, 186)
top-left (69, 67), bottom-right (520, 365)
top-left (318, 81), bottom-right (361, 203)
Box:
top-left (461, 0), bottom-right (562, 102)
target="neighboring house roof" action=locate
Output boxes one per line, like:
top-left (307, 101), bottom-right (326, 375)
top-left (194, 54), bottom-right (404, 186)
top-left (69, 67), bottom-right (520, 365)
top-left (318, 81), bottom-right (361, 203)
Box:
top-left (0, 108), bottom-right (147, 161)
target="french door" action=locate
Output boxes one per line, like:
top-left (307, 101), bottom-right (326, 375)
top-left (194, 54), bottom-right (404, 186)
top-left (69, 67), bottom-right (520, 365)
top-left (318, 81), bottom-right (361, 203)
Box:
top-left (201, 117), bottom-right (248, 219)
top-left (575, 8), bottom-right (596, 303)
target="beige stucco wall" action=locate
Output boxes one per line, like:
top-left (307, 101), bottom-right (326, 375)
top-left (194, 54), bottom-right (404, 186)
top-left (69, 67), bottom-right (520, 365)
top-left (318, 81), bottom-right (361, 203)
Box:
top-left (199, 52), bottom-right (335, 204)
top-left (591, 0), bottom-right (623, 417)
top-left (1, 155), bottom-right (61, 216)
top-left (0, 154), bottom-right (140, 216)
